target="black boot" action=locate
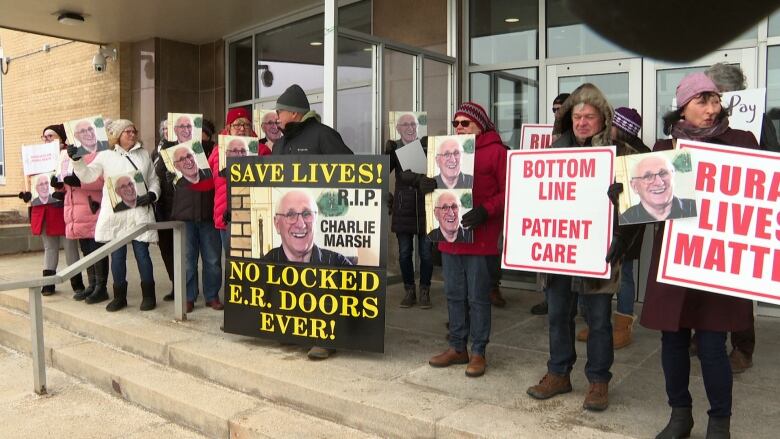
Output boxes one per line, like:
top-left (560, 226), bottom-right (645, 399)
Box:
top-left (41, 270), bottom-right (56, 296)
top-left (106, 282), bottom-right (128, 312)
top-left (70, 272), bottom-right (86, 297)
top-left (85, 257), bottom-right (109, 304)
top-left (140, 281), bottom-right (156, 311)
top-left (705, 416), bottom-right (730, 439)
top-left (656, 407), bottom-right (694, 439)
top-left (400, 284), bottom-right (416, 308)
top-left (418, 285), bottom-right (431, 309)
top-left (74, 265), bottom-right (96, 301)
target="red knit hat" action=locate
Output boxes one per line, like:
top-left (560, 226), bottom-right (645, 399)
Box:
top-left (225, 108), bottom-right (250, 127)
top-left (454, 102), bottom-right (495, 132)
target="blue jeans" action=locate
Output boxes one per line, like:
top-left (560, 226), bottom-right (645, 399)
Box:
top-left (662, 329), bottom-right (731, 417)
top-left (442, 253), bottom-right (491, 356)
top-left (546, 274), bottom-right (614, 383)
top-left (111, 240), bottom-right (154, 285)
top-left (186, 221), bottom-right (222, 302)
top-left (396, 233), bottom-right (433, 287)
top-left (219, 228), bottom-right (229, 257)
top-left (616, 260), bottom-right (636, 315)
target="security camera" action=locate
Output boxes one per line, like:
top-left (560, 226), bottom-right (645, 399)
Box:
top-left (92, 52), bottom-right (106, 73)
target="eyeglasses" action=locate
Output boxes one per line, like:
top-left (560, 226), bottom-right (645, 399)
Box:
top-left (75, 127), bottom-right (95, 136)
top-left (231, 122), bottom-right (251, 129)
top-left (262, 121), bottom-right (280, 126)
top-left (435, 204), bottom-right (459, 213)
top-left (116, 182), bottom-right (135, 191)
top-left (632, 170), bottom-right (671, 183)
top-left (451, 120), bottom-right (472, 128)
top-left (123, 129), bottom-right (138, 135)
top-left (397, 123), bottom-right (417, 128)
top-left (552, 106), bottom-right (562, 113)
top-left (41, 134), bottom-right (58, 141)
top-left (275, 210), bottom-right (317, 224)
top-left (174, 153), bottom-right (195, 164)
top-left (175, 124), bottom-right (193, 130)
top-left (436, 151), bottom-right (460, 160)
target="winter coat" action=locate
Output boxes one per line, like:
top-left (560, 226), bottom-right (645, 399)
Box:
top-left (73, 142), bottom-right (160, 243)
top-left (209, 137), bottom-right (272, 230)
top-left (63, 151), bottom-right (103, 239)
top-left (387, 137), bottom-right (428, 234)
top-left (271, 111), bottom-right (353, 156)
top-left (640, 127), bottom-right (758, 332)
top-left (30, 202), bottom-right (65, 236)
top-left (438, 130), bottom-right (507, 256)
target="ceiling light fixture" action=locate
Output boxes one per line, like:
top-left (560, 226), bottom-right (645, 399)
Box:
top-left (310, 41), bottom-right (323, 46)
top-left (504, 17), bottom-right (520, 23)
top-left (57, 12), bottom-right (85, 25)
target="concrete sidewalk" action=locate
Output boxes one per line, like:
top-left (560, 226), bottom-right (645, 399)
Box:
top-left (1, 248), bottom-right (779, 438)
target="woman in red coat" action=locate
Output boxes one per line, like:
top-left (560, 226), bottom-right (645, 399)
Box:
top-left (640, 72), bottom-right (757, 439)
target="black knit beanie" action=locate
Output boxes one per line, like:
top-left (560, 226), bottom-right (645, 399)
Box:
top-left (275, 84), bottom-right (310, 114)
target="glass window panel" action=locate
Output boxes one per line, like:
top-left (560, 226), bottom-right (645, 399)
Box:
top-left (766, 46), bottom-right (780, 144)
top-left (373, 0), bottom-right (448, 54)
top-left (769, 9), bottom-right (780, 37)
top-left (229, 37), bottom-right (253, 103)
top-left (469, 0), bottom-right (538, 65)
top-left (546, 0), bottom-right (622, 58)
top-left (382, 50), bottom-right (414, 144)
top-left (423, 59), bottom-right (450, 137)
top-left (470, 73), bottom-right (491, 111)
top-left (337, 37), bottom-right (374, 154)
top-left (495, 68), bottom-right (538, 149)
top-left (655, 67), bottom-right (705, 139)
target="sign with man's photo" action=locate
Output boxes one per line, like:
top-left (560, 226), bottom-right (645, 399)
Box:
top-left (159, 140), bottom-right (213, 187)
top-left (167, 112), bottom-right (203, 144)
top-left (29, 172), bottom-right (60, 206)
top-left (217, 135), bottom-right (260, 171)
top-left (425, 134), bottom-right (475, 243)
top-left (223, 155), bottom-right (389, 352)
top-left (388, 111), bottom-right (427, 143)
top-left (64, 115), bottom-right (109, 158)
top-left (106, 170), bottom-right (147, 212)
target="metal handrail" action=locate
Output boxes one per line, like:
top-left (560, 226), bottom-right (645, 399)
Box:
top-left (0, 220), bottom-right (187, 395)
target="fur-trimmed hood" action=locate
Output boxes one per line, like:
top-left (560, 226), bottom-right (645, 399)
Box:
top-left (552, 83), bottom-right (614, 146)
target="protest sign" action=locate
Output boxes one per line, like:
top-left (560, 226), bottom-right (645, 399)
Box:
top-left (22, 141), bottom-right (60, 176)
top-left (615, 150), bottom-right (697, 225)
top-left (64, 115), bottom-right (109, 158)
top-left (722, 88), bottom-right (765, 142)
top-left (394, 139), bottom-right (427, 174)
top-left (388, 111), bottom-right (427, 142)
top-left (29, 172), bottom-right (60, 206)
top-left (106, 170), bottom-right (148, 212)
top-left (167, 113), bottom-right (203, 144)
top-left (217, 135), bottom-right (259, 171)
top-left (159, 140), bottom-right (213, 187)
top-left (658, 140), bottom-right (780, 305)
top-left (519, 124), bottom-right (554, 150)
top-left (502, 147), bottom-right (615, 278)
top-left (223, 155), bottom-right (389, 352)
top-left (425, 134), bottom-right (475, 242)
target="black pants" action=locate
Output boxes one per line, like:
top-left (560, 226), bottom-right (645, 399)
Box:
top-left (486, 254), bottom-right (501, 289)
top-left (158, 228), bottom-right (174, 283)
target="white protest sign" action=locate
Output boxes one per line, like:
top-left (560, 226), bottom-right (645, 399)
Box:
top-left (22, 141), bottom-right (60, 176)
top-left (502, 147), bottom-right (615, 278)
top-left (519, 124), bottom-right (554, 150)
top-left (658, 140), bottom-right (780, 305)
top-left (722, 88), bottom-right (765, 142)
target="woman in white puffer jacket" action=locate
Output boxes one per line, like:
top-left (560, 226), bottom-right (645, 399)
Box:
top-left (70, 119), bottom-right (160, 312)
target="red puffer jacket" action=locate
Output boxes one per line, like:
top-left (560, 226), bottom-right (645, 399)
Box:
top-left (438, 130), bottom-right (507, 256)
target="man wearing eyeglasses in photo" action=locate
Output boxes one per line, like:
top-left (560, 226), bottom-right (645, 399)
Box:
top-left (113, 175), bottom-right (138, 212)
top-left (260, 111), bottom-right (283, 151)
top-left (73, 119), bottom-right (108, 157)
top-left (620, 154), bottom-right (695, 224)
top-left (172, 146), bottom-right (211, 187)
top-left (263, 190), bottom-right (351, 266)
top-left (426, 191), bottom-right (472, 243)
top-left (434, 137), bottom-right (473, 189)
top-left (173, 115), bottom-right (194, 143)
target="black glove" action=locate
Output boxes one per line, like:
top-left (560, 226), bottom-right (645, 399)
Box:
top-left (419, 176), bottom-right (437, 194)
top-left (52, 191), bottom-right (65, 201)
top-left (607, 182), bottom-right (623, 206)
top-left (88, 195), bottom-right (100, 214)
top-left (218, 168), bottom-right (226, 178)
top-left (605, 235), bottom-right (627, 264)
top-left (136, 192), bottom-right (157, 207)
top-left (63, 175), bottom-right (81, 187)
top-left (50, 174), bottom-right (64, 189)
top-left (18, 191), bottom-right (32, 203)
top-left (223, 208), bottom-right (231, 224)
top-left (165, 171), bottom-right (177, 184)
top-left (66, 144), bottom-right (81, 161)
top-left (386, 193), bottom-right (394, 215)
top-left (461, 205), bottom-right (488, 228)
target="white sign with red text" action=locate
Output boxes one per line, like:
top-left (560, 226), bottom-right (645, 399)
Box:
top-left (519, 124), bottom-right (554, 150)
top-left (658, 140), bottom-right (780, 305)
top-left (502, 147), bottom-right (615, 278)
top-left (22, 141), bottom-right (60, 176)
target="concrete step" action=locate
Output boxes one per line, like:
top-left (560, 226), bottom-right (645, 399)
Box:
top-left (0, 306), bottom-right (378, 439)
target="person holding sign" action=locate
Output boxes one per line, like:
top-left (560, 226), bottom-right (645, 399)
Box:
top-left (627, 72), bottom-right (758, 439)
top-left (70, 119), bottom-right (160, 313)
top-left (526, 84), bottom-right (644, 412)
top-left (427, 102), bottom-right (506, 378)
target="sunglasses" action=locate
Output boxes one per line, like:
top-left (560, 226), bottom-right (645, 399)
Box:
top-left (451, 120), bottom-right (472, 128)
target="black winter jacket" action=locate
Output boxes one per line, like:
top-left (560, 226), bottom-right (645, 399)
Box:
top-left (386, 138), bottom-right (428, 234)
top-left (272, 111), bottom-right (353, 155)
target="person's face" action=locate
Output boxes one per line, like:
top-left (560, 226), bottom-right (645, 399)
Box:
top-left (229, 117), bottom-right (251, 136)
top-left (174, 116), bottom-right (193, 142)
top-left (115, 176), bottom-right (137, 204)
top-left (275, 110), bottom-right (298, 130)
top-left (273, 191), bottom-right (317, 259)
top-left (74, 121), bottom-right (97, 149)
top-left (36, 176), bottom-right (50, 198)
top-left (161, 124), bottom-right (168, 141)
top-left (119, 125), bottom-right (137, 150)
top-left (226, 139), bottom-right (248, 157)
top-left (396, 114), bottom-right (418, 144)
top-left (630, 156), bottom-right (675, 211)
top-left (681, 94), bottom-right (722, 129)
top-left (572, 104), bottom-right (605, 144)
top-left (452, 116), bottom-right (482, 136)
top-left (436, 140), bottom-right (462, 180)
top-left (173, 148), bottom-right (198, 178)
top-left (41, 129), bottom-right (61, 144)
top-left (262, 113), bottom-right (282, 141)
top-left (434, 193), bottom-right (460, 235)
top-left (552, 102), bottom-right (563, 116)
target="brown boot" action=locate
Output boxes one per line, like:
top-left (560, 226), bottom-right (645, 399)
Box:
top-left (729, 348), bottom-right (753, 374)
top-left (488, 287), bottom-right (506, 307)
top-left (465, 354), bottom-right (486, 377)
top-left (613, 312), bottom-right (635, 349)
top-left (577, 326), bottom-right (589, 342)
top-left (583, 382), bottom-right (609, 411)
top-left (429, 348), bottom-right (469, 368)
top-left (527, 373), bottom-right (572, 400)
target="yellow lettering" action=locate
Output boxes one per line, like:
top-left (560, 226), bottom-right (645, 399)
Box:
top-left (228, 284), bottom-right (243, 303)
